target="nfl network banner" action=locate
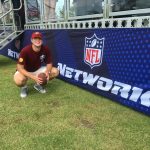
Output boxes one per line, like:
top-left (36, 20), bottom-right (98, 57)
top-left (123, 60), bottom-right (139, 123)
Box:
top-left (19, 29), bottom-right (150, 115)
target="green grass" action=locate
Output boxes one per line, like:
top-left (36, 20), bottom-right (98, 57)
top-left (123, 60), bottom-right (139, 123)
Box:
top-left (0, 55), bottom-right (150, 150)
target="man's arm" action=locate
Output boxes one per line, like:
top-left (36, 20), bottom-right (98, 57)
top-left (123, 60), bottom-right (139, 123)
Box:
top-left (45, 63), bottom-right (53, 80)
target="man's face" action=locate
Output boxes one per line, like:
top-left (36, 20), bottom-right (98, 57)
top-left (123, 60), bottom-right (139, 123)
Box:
top-left (31, 37), bottom-right (43, 47)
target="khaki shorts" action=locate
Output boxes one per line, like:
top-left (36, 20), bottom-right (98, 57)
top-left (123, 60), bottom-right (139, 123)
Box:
top-left (15, 66), bottom-right (46, 76)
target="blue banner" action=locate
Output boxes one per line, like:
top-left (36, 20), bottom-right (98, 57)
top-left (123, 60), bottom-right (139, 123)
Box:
top-left (1, 29), bottom-right (150, 115)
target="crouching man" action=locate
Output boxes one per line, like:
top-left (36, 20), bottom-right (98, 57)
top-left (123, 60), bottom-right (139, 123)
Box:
top-left (14, 32), bottom-right (59, 98)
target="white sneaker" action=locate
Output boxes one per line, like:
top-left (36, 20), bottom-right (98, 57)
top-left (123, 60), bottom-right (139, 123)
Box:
top-left (34, 84), bottom-right (46, 94)
top-left (20, 85), bottom-right (28, 98)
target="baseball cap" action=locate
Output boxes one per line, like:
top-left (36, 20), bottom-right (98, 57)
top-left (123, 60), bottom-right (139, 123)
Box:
top-left (31, 32), bottom-right (42, 39)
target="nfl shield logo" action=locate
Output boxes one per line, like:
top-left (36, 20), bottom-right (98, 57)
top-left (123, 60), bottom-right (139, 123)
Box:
top-left (84, 34), bottom-right (105, 69)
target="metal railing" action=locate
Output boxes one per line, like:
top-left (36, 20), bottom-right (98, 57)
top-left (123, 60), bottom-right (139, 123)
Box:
top-left (0, 0), bottom-right (23, 31)
top-left (0, 0), bottom-right (23, 49)
top-left (25, 15), bottom-right (150, 30)
top-left (24, 0), bottom-right (150, 25)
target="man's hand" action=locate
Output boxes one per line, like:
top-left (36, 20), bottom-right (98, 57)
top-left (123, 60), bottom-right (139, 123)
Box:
top-left (45, 63), bottom-right (52, 81)
top-left (32, 75), bottom-right (44, 85)
top-left (45, 70), bottom-right (50, 81)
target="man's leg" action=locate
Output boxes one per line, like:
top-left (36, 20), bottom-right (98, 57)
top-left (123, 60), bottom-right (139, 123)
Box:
top-left (14, 71), bottom-right (28, 98)
top-left (33, 66), bottom-right (59, 93)
top-left (14, 71), bottom-right (28, 87)
top-left (49, 0), bottom-right (57, 19)
top-left (44, 0), bottom-right (50, 20)
top-left (49, 67), bottom-right (59, 80)
top-left (33, 66), bottom-right (47, 93)
top-left (33, 66), bottom-right (59, 80)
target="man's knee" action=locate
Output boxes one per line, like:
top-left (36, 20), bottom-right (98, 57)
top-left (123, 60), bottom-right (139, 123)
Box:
top-left (14, 72), bottom-right (28, 87)
top-left (50, 67), bottom-right (59, 78)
